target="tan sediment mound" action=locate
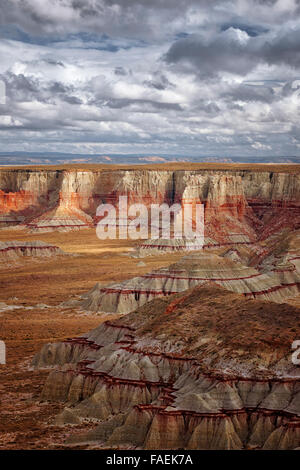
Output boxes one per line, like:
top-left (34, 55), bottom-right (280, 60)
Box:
top-left (0, 240), bottom-right (64, 262)
top-left (131, 236), bottom-right (209, 259)
top-left (135, 238), bottom-right (205, 256)
top-left (76, 245), bottom-right (300, 315)
top-left (135, 232), bottom-right (254, 258)
top-left (33, 285), bottom-right (300, 449)
top-left (27, 205), bottom-right (93, 232)
top-left (222, 248), bottom-right (243, 262)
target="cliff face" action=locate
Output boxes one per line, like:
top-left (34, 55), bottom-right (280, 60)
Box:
top-left (0, 168), bottom-right (299, 236)
top-left (33, 285), bottom-right (300, 450)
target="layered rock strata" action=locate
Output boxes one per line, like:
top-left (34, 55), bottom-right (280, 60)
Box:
top-left (0, 168), bottom-right (298, 237)
top-left (0, 240), bottom-right (64, 262)
top-left (75, 238), bottom-right (300, 314)
top-left (33, 285), bottom-right (300, 450)
top-left (27, 202), bottom-right (94, 232)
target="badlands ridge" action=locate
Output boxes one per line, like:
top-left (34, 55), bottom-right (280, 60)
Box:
top-left (0, 164), bottom-right (299, 449)
top-left (34, 285), bottom-right (300, 449)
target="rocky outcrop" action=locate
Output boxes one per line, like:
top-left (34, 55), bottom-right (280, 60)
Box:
top-left (135, 234), bottom-right (254, 256)
top-left (74, 232), bottom-right (300, 314)
top-left (0, 167), bottom-right (298, 236)
top-left (33, 285), bottom-right (300, 449)
top-left (0, 240), bottom-right (64, 262)
top-left (133, 238), bottom-right (206, 256)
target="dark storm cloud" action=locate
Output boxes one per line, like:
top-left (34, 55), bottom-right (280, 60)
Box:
top-left (1, 73), bottom-right (82, 106)
top-left (221, 83), bottom-right (277, 104)
top-left (164, 26), bottom-right (300, 77)
top-left (93, 97), bottom-right (182, 112)
top-left (143, 73), bottom-right (174, 91)
top-left (2, 73), bottom-right (40, 102)
top-left (0, 0), bottom-right (281, 40)
top-left (48, 82), bottom-right (83, 104)
top-left (114, 67), bottom-right (128, 76)
top-left (71, 0), bottom-right (101, 18)
top-left (44, 59), bottom-right (65, 67)
top-left (193, 100), bottom-right (221, 115)
top-left (0, 0), bottom-right (201, 38)
top-left (263, 28), bottom-right (300, 68)
top-left (254, 0), bottom-right (278, 5)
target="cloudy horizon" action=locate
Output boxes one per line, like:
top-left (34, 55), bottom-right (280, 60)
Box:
top-left (1, 0), bottom-right (300, 158)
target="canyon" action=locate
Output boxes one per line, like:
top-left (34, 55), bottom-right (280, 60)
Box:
top-left (0, 163), bottom-right (299, 450)
top-left (0, 164), bottom-right (299, 240)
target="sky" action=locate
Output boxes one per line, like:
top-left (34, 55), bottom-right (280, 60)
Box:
top-left (0, 0), bottom-right (300, 158)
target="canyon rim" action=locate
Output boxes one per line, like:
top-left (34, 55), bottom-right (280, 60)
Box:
top-left (1, 0), bottom-right (300, 458)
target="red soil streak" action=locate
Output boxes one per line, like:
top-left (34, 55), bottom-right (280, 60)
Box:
top-left (27, 223), bottom-right (91, 229)
top-left (288, 256), bottom-right (300, 263)
top-left (119, 345), bottom-right (195, 363)
top-left (98, 288), bottom-right (175, 296)
top-left (164, 294), bottom-right (191, 315)
top-left (64, 338), bottom-right (103, 351)
top-left (203, 241), bottom-right (252, 249)
top-left (139, 244), bottom-right (205, 250)
top-left (134, 405), bottom-right (300, 424)
top-left (64, 362), bottom-right (174, 389)
top-left (205, 197), bottom-right (247, 219)
top-left (248, 199), bottom-right (300, 209)
top-left (96, 281), bottom-right (300, 299)
top-left (0, 245), bottom-right (60, 253)
top-left (243, 282), bottom-right (300, 297)
top-left (104, 321), bottom-right (136, 332)
top-left (142, 272), bottom-right (262, 281)
top-left (62, 332), bottom-right (299, 385)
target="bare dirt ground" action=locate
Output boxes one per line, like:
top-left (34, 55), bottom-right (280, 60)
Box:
top-left (0, 229), bottom-right (183, 449)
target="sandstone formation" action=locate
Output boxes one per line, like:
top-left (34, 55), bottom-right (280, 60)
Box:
top-left (33, 285), bottom-right (300, 450)
top-left (0, 167), bottom-right (298, 237)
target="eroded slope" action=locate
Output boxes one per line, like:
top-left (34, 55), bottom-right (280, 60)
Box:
top-left (34, 285), bottom-right (300, 450)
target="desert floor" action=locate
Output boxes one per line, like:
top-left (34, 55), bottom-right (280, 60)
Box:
top-left (0, 229), bottom-right (182, 449)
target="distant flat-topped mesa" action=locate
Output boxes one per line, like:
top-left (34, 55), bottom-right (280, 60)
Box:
top-left (0, 164), bottom-right (299, 238)
top-left (33, 284), bottom-right (300, 450)
top-left (0, 240), bottom-right (64, 263)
